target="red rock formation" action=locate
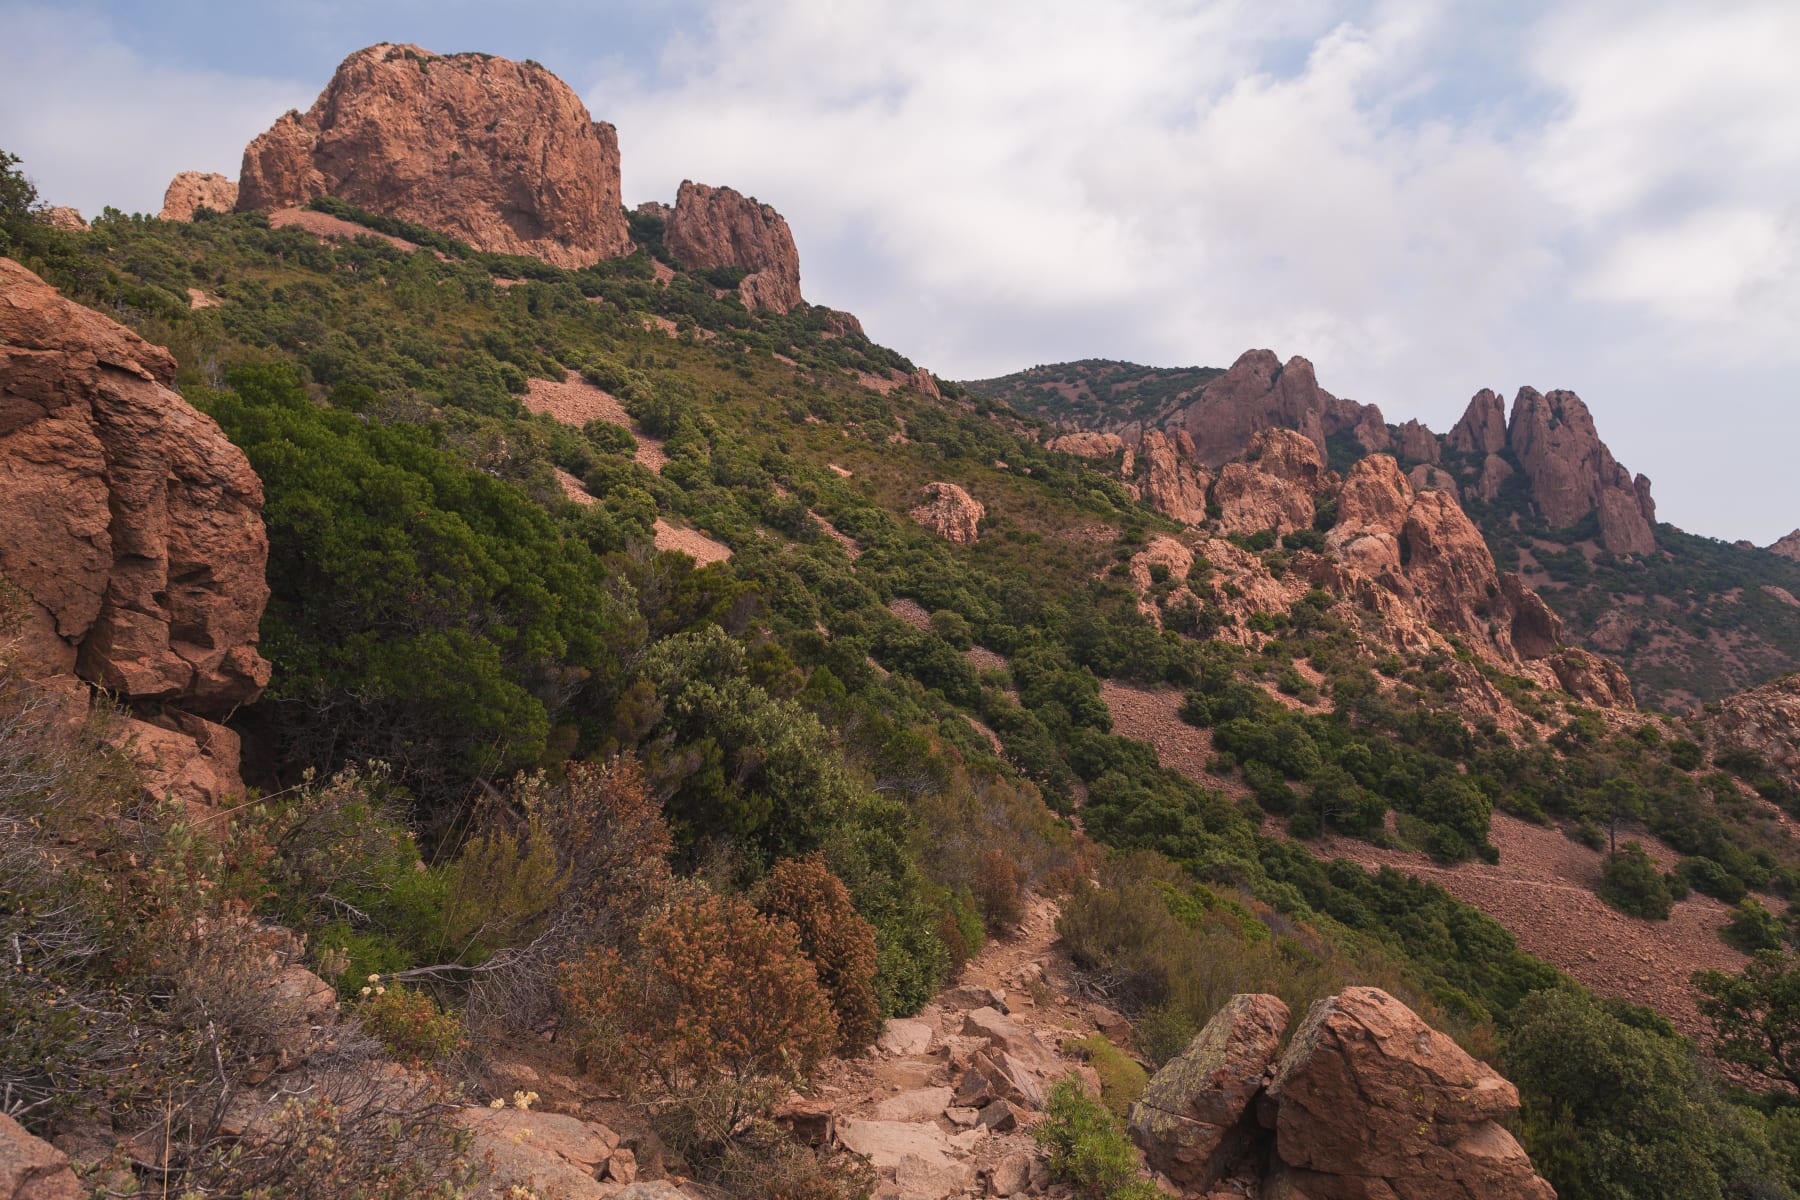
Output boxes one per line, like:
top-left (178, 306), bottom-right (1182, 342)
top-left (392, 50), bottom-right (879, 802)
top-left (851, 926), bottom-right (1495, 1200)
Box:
top-left (1770, 530), bottom-right (1800, 561)
top-left (1550, 648), bottom-right (1636, 710)
top-left (1175, 350), bottom-right (1386, 469)
top-left (1448, 388), bottom-right (1508, 456)
top-left (1507, 388), bottom-right (1654, 555)
top-left (0, 258), bottom-right (270, 807)
top-left (1211, 428), bottom-right (1321, 536)
top-left (664, 181), bottom-right (803, 314)
top-left (910, 482), bottom-right (984, 545)
top-left (1408, 463), bottom-right (1459, 498)
top-left (1396, 419), bottom-right (1440, 464)
top-left (1138, 429), bottom-right (1211, 525)
top-left (237, 44), bottom-right (631, 268)
top-left (1705, 673), bottom-right (1800, 788)
top-left (36, 207), bottom-right (87, 232)
top-left (1130, 990), bottom-right (1555, 1200)
top-left (0, 1112), bottom-right (85, 1200)
top-left (159, 171), bottom-right (239, 222)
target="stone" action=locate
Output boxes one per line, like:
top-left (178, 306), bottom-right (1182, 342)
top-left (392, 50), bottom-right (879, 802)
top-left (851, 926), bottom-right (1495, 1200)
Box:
top-left (874, 1087), bottom-right (954, 1123)
top-left (989, 1151), bottom-right (1034, 1197)
top-left (940, 984), bottom-right (1007, 1012)
top-left (1268, 987), bottom-right (1553, 1200)
top-left (665, 180), bottom-right (803, 313)
top-left (1128, 993), bottom-right (1290, 1191)
top-left (879, 1018), bottom-right (937, 1056)
top-left (36, 207), bottom-right (86, 232)
top-left (1447, 389), bottom-right (1508, 456)
top-left (1507, 387), bottom-right (1654, 554)
top-left (1138, 429), bottom-right (1211, 524)
top-left (159, 171), bottom-right (239, 222)
top-left (773, 1097), bottom-right (837, 1146)
top-left (0, 257), bottom-right (271, 804)
top-left (954, 1051), bottom-right (1044, 1111)
top-left (910, 482), bottom-right (985, 544)
top-left (961, 1007), bottom-right (1056, 1067)
top-left (0, 1113), bottom-right (85, 1200)
top-left (462, 1107), bottom-right (624, 1200)
top-left (618, 1185), bottom-right (687, 1200)
top-left (238, 44), bottom-right (631, 268)
top-left (1210, 428), bottom-right (1321, 536)
top-left (977, 1099), bottom-right (1024, 1133)
top-left (606, 1147), bottom-right (638, 1184)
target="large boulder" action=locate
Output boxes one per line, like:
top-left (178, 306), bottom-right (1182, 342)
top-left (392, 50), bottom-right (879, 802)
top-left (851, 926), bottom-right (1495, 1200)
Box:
top-left (1268, 988), bottom-right (1554, 1200)
top-left (0, 1113), bottom-right (85, 1200)
top-left (664, 181), bottom-right (803, 313)
top-left (1139, 429), bottom-right (1210, 524)
top-left (0, 258), bottom-right (270, 804)
top-left (1210, 428), bottom-right (1321, 536)
top-left (237, 44), bottom-right (631, 268)
top-left (910, 482), bottom-right (984, 545)
top-left (159, 171), bottom-right (239, 222)
top-left (1129, 993), bottom-right (1290, 1190)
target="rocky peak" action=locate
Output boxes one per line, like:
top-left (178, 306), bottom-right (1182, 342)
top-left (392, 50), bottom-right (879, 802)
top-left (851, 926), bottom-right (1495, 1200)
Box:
top-left (1172, 349), bottom-right (1392, 469)
top-left (159, 171), bottom-right (239, 222)
top-left (1506, 387), bottom-right (1655, 555)
top-left (0, 257), bottom-right (270, 807)
top-left (664, 181), bottom-right (803, 314)
top-left (1131, 988), bottom-right (1555, 1200)
top-left (1448, 388), bottom-right (1508, 455)
top-left (1211, 427), bottom-right (1323, 536)
top-left (1771, 530), bottom-right (1800, 561)
top-left (236, 43), bottom-right (631, 268)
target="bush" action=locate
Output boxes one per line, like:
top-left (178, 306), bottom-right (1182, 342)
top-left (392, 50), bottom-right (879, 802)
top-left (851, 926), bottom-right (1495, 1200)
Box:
top-left (1678, 856), bottom-right (1747, 904)
top-left (1722, 899), bottom-right (1786, 954)
top-left (1068, 1034), bottom-right (1149, 1118)
top-left (1599, 843), bottom-right (1674, 920)
top-left (974, 848), bottom-right (1027, 932)
top-left (1033, 1078), bottom-right (1161, 1200)
top-left (760, 854), bottom-right (882, 1052)
top-left (351, 982), bottom-right (465, 1065)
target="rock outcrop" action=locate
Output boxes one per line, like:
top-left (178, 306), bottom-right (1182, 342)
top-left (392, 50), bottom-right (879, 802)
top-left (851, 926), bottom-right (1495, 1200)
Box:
top-left (159, 171), bottom-right (239, 222)
top-left (36, 207), bottom-right (87, 232)
top-left (237, 44), bottom-right (631, 268)
top-left (1211, 428), bottom-right (1321, 536)
top-left (1133, 989), bottom-right (1555, 1200)
top-left (1770, 531), bottom-right (1800, 561)
top-left (0, 258), bottom-right (270, 807)
top-left (1448, 389), bottom-right (1508, 456)
top-left (910, 482), bottom-right (984, 545)
top-left (0, 1113), bottom-right (84, 1200)
top-left (1174, 350), bottom-right (1389, 469)
top-left (664, 181), bottom-right (803, 313)
top-left (1707, 673), bottom-right (1800, 790)
top-left (1505, 388), bottom-right (1654, 555)
top-left (1139, 429), bottom-right (1210, 524)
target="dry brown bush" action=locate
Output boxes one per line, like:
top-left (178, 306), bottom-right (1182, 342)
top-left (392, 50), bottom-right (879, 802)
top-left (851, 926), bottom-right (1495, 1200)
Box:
top-left (760, 853), bottom-right (882, 1051)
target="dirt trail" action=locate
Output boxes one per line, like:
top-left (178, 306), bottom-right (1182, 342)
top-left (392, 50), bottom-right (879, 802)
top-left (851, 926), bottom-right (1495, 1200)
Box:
top-left (1100, 680), bottom-right (1742, 1040)
top-left (807, 897), bottom-right (1126, 1200)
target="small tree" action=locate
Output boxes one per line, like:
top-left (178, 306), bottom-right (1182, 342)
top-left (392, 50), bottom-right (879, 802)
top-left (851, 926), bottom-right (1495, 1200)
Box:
top-left (759, 854), bottom-right (882, 1052)
top-left (1694, 951), bottom-right (1800, 1092)
top-left (1598, 842), bottom-right (1673, 920)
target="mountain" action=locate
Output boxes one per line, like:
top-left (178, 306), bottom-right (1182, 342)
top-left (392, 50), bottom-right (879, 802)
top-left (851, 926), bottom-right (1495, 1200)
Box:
top-left (6, 39), bottom-right (1800, 1200)
top-left (970, 352), bottom-right (1800, 711)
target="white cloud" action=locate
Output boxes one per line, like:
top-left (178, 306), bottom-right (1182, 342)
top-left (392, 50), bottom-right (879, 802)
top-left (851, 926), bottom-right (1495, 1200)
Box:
top-left (0, 6), bottom-right (308, 218)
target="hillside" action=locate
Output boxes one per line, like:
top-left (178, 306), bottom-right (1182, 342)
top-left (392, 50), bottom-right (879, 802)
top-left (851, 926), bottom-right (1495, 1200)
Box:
top-left (968, 355), bottom-right (1800, 711)
top-left (5, 41), bottom-right (1800, 1200)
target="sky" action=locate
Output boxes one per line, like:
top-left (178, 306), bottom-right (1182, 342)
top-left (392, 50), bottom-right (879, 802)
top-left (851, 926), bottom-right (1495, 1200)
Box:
top-left (2, 1), bottom-right (1797, 542)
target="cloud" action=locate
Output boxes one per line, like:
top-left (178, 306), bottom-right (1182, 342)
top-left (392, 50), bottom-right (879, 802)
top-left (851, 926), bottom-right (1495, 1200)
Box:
top-left (0, 6), bottom-right (308, 217)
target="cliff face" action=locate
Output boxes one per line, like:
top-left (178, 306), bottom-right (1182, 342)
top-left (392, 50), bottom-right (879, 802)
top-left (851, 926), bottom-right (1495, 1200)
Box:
top-left (1505, 387), bottom-right (1655, 555)
top-left (0, 258), bottom-right (270, 807)
top-left (664, 181), bottom-right (803, 313)
top-left (159, 171), bottom-right (239, 222)
top-left (237, 43), bottom-right (631, 268)
top-left (1174, 349), bottom-right (1392, 469)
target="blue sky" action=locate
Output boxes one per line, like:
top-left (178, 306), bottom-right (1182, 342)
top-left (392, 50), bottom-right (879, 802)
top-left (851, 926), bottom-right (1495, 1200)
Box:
top-left (2, 1), bottom-right (1797, 542)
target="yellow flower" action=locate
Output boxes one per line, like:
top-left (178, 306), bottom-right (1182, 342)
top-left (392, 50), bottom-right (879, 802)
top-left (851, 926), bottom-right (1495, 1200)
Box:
top-left (512, 1090), bottom-right (539, 1111)
top-left (489, 1098), bottom-right (506, 1110)
top-left (359, 986), bottom-right (372, 997)
top-left (368, 973), bottom-right (381, 983)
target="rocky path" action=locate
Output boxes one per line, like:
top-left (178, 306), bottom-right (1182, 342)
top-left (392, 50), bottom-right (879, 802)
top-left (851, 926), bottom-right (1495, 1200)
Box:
top-left (798, 896), bottom-right (1130, 1200)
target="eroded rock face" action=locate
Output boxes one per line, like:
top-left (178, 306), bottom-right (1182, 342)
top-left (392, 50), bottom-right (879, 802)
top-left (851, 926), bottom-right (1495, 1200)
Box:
top-left (1211, 428), bottom-right (1322, 536)
top-left (238, 44), bottom-right (631, 268)
top-left (1139, 429), bottom-right (1210, 524)
top-left (1770, 531), bottom-right (1800, 561)
top-left (159, 171), bottom-right (239, 222)
top-left (1269, 988), bottom-right (1555, 1200)
top-left (1508, 388), bottom-right (1654, 555)
top-left (1448, 389), bottom-right (1508, 456)
top-left (0, 257), bottom-right (270, 804)
top-left (665, 181), bottom-right (802, 313)
top-left (0, 1112), bottom-right (84, 1200)
top-left (1129, 993), bottom-right (1290, 1190)
top-left (910, 482), bottom-right (984, 544)
top-left (37, 207), bottom-right (87, 232)
top-left (1707, 673), bottom-right (1800, 788)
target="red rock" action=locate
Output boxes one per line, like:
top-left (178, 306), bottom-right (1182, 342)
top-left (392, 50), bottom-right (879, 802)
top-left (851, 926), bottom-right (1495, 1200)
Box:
top-left (1396, 419), bottom-right (1440, 464)
top-left (1771, 531), bottom-right (1800, 561)
top-left (1708, 673), bottom-right (1800, 788)
top-left (1129, 993), bottom-right (1291, 1191)
top-left (1139, 429), bottom-right (1211, 524)
top-left (1211, 428), bottom-right (1322, 536)
top-left (910, 482), bottom-right (984, 545)
top-left (1448, 389), bottom-right (1508, 456)
top-left (238, 44), bottom-right (631, 268)
top-left (1507, 387), bottom-right (1653, 555)
top-left (159, 171), bottom-right (239, 222)
top-left (36, 207), bottom-right (86, 232)
top-left (0, 258), bottom-right (270, 804)
top-left (1408, 463), bottom-right (1458, 498)
top-left (1268, 988), bottom-right (1554, 1200)
top-left (665, 181), bottom-right (802, 313)
top-left (0, 1113), bottom-right (84, 1200)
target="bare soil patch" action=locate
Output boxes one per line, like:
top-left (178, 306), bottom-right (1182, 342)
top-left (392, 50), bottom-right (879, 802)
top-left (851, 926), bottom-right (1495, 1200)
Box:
top-left (523, 372), bottom-right (668, 474)
top-left (553, 468), bottom-right (594, 506)
top-left (653, 519), bottom-right (731, 566)
top-left (1100, 681), bottom-right (1249, 799)
top-left (186, 287), bottom-right (220, 309)
top-left (828, 463), bottom-right (853, 477)
top-left (269, 207), bottom-right (421, 252)
top-left (889, 598), bottom-right (932, 630)
top-left (965, 646), bottom-right (1007, 674)
top-left (813, 513), bottom-right (861, 559)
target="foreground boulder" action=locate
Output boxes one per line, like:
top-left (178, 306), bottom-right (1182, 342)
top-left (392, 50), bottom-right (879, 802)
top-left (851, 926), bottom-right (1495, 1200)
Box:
top-left (665, 180), bottom-right (803, 313)
top-left (1131, 988), bottom-right (1556, 1199)
top-left (910, 482), bottom-right (984, 545)
top-left (238, 43), bottom-right (631, 268)
top-left (0, 1113), bottom-right (84, 1200)
top-left (0, 257), bottom-right (270, 806)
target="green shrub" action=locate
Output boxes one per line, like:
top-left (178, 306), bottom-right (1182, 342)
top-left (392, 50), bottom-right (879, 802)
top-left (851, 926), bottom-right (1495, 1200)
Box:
top-left (1033, 1078), bottom-right (1161, 1200)
top-left (1599, 843), bottom-right (1674, 920)
top-left (351, 982), bottom-right (465, 1065)
top-left (1068, 1034), bottom-right (1149, 1118)
top-left (1722, 899), bottom-right (1786, 954)
top-left (1678, 856), bottom-right (1747, 904)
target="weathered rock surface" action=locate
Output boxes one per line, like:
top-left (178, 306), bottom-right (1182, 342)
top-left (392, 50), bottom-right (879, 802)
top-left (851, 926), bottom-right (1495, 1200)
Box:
top-left (1707, 673), bottom-right (1800, 789)
top-left (1268, 988), bottom-right (1554, 1199)
top-left (462, 1107), bottom-right (625, 1200)
top-left (0, 258), bottom-right (270, 804)
top-left (1128, 989), bottom-right (1556, 1199)
top-left (1139, 429), bottom-right (1210, 524)
top-left (1550, 648), bottom-right (1636, 710)
top-left (238, 44), bottom-right (631, 268)
top-left (1448, 389), bottom-right (1508, 456)
top-left (665, 181), bottom-right (802, 313)
top-left (1507, 388), bottom-right (1654, 555)
top-left (910, 482), bottom-right (984, 544)
top-left (1211, 428), bottom-right (1322, 536)
top-left (36, 207), bottom-right (86, 232)
top-left (159, 171), bottom-right (239, 222)
top-left (0, 1113), bottom-right (84, 1200)
top-left (1770, 530), bottom-right (1800, 561)
top-left (1129, 993), bottom-right (1290, 1190)
top-left (1176, 350), bottom-right (1385, 469)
